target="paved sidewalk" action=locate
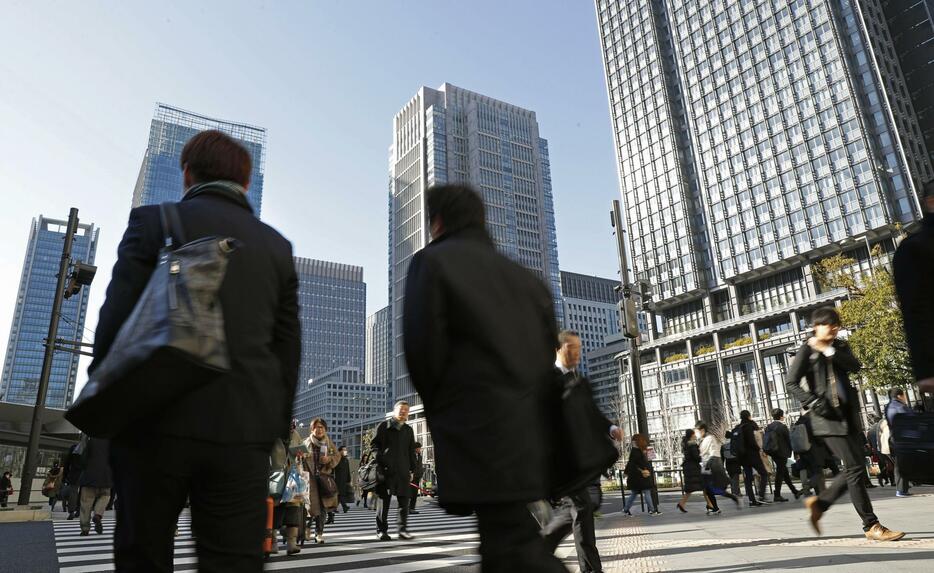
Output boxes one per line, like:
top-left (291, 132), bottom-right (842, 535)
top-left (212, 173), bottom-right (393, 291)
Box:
top-left (590, 486), bottom-right (934, 572)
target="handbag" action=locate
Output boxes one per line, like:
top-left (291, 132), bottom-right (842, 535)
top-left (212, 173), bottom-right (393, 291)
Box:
top-left (268, 470), bottom-right (287, 499)
top-left (358, 456), bottom-right (383, 491)
top-left (317, 472), bottom-right (338, 498)
top-left (66, 201), bottom-right (237, 438)
top-left (551, 372), bottom-right (620, 498)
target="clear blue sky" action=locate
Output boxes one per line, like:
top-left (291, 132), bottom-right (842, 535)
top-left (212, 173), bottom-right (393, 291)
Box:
top-left (0, 1), bottom-right (621, 389)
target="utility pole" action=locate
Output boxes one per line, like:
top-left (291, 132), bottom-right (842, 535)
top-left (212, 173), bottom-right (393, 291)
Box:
top-left (611, 200), bottom-right (649, 436)
top-left (17, 208), bottom-right (79, 507)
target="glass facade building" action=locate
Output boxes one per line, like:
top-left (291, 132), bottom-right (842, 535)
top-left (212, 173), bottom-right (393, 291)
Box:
top-left (365, 306), bottom-right (392, 412)
top-left (293, 258), bottom-right (366, 418)
top-left (132, 103), bottom-right (266, 216)
top-left (1, 217), bottom-right (99, 409)
top-left (389, 83), bottom-right (563, 405)
top-left (597, 0), bottom-right (931, 463)
top-left (561, 271), bottom-right (621, 377)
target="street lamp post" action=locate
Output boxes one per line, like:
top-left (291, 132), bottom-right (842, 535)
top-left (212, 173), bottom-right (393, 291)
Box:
top-left (17, 209), bottom-right (79, 507)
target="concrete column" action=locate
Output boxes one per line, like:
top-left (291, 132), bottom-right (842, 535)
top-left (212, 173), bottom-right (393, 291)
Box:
top-left (713, 332), bottom-right (731, 425)
top-left (789, 310), bottom-right (800, 334)
top-left (702, 294), bottom-right (714, 326)
top-left (801, 261), bottom-right (818, 298)
top-left (686, 339), bottom-right (701, 421)
top-left (750, 322), bottom-right (774, 417)
top-left (728, 284), bottom-right (741, 319)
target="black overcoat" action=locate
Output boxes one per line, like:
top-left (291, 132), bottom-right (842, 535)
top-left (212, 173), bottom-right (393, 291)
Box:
top-left (894, 213), bottom-right (934, 382)
top-left (786, 339), bottom-right (862, 437)
top-left (624, 447), bottom-right (654, 491)
top-left (681, 442), bottom-right (704, 493)
top-left (403, 227), bottom-right (558, 505)
top-left (334, 455), bottom-right (354, 503)
top-left (90, 183), bottom-right (301, 445)
top-left (371, 419), bottom-right (417, 497)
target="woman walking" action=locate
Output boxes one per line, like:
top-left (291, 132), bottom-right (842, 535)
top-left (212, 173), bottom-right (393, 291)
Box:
top-left (303, 418), bottom-right (340, 544)
top-left (623, 434), bottom-right (659, 516)
top-left (676, 429), bottom-right (710, 512)
top-left (358, 450), bottom-right (376, 510)
top-left (696, 422), bottom-right (740, 514)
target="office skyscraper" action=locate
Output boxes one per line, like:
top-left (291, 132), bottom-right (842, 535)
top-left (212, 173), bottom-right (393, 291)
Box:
top-left (596, 0), bottom-right (933, 442)
top-left (293, 258), bottom-right (365, 419)
top-left (1, 216), bottom-right (99, 409)
top-left (292, 366), bottom-right (386, 445)
top-left (389, 83), bottom-right (563, 405)
top-left (132, 103), bottom-right (266, 216)
top-left (561, 271), bottom-right (621, 377)
top-left (366, 306), bottom-right (392, 411)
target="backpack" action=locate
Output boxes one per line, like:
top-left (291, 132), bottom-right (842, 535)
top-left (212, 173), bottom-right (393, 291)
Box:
top-left (790, 423), bottom-right (811, 453)
top-left (762, 426), bottom-right (778, 456)
top-left (729, 424), bottom-right (746, 458)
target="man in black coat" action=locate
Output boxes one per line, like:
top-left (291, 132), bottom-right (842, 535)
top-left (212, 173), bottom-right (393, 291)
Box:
top-left (334, 446), bottom-right (353, 514)
top-left (409, 442), bottom-right (424, 514)
top-left (403, 184), bottom-right (566, 573)
top-left (61, 438), bottom-right (85, 520)
top-left (542, 330), bottom-right (620, 573)
top-left (763, 408), bottom-right (800, 502)
top-left (371, 401), bottom-right (418, 541)
top-left (737, 410), bottom-right (769, 506)
top-left (894, 179), bottom-right (934, 396)
top-left (92, 130), bottom-right (301, 570)
top-left (787, 307), bottom-right (903, 541)
top-left (78, 437), bottom-right (112, 536)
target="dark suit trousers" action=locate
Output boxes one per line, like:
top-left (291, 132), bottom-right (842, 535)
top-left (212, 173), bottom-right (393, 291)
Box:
top-left (376, 493), bottom-right (410, 534)
top-left (542, 488), bottom-right (603, 573)
top-left (770, 456), bottom-right (798, 497)
top-left (475, 503), bottom-right (567, 573)
top-left (742, 457), bottom-right (768, 502)
top-left (817, 434), bottom-right (879, 530)
top-left (110, 436), bottom-right (268, 572)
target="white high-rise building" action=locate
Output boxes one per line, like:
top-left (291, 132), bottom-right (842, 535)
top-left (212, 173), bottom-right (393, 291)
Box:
top-left (389, 83), bottom-right (563, 405)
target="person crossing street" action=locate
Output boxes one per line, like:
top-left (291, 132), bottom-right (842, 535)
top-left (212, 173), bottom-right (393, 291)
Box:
top-left (371, 401), bottom-right (417, 541)
top-left (763, 409), bottom-right (800, 502)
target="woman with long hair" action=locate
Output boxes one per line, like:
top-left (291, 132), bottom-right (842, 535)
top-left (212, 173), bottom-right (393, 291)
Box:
top-left (676, 429), bottom-right (710, 513)
top-left (303, 418), bottom-right (340, 544)
top-left (696, 421), bottom-right (740, 514)
top-left (623, 434), bottom-right (660, 516)
top-left (357, 449), bottom-right (376, 510)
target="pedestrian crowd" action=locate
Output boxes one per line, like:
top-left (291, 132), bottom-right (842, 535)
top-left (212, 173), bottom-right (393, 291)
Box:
top-left (15, 127), bottom-right (925, 573)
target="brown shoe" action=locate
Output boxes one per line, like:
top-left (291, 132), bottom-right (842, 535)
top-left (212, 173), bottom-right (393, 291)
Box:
top-left (804, 496), bottom-right (823, 535)
top-left (864, 523), bottom-right (905, 542)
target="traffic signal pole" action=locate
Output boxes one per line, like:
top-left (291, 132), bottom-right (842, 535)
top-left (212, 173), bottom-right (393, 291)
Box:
top-left (611, 200), bottom-right (648, 437)
top-left (17, 208), bottom-right (79, 507)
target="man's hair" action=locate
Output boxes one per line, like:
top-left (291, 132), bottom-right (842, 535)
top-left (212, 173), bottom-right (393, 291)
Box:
top-left (889, 387), bottom-right (905, 400)
top-left (772, 408), bottom-right (784, 420)
top-left (695, 421), bottom-right (708, 432)
top-left (310, 417), bottom-right (328, 431)
top-left (811, 307), bottom-right (841, 327)
top-left (338, 446), bottom-right (346, 452)
top-left (425, 184), bottom-right (487, 234)
top-left (414, 442), bottom-right (422, 449)
top-left (180, 130), bottom-right (252, 187)
top-left (740, 410), bottom-right (752, 421)
top-left (558, 330), bottom-right (581, 348)
top-left (393, 400), bottom-right (409, 411)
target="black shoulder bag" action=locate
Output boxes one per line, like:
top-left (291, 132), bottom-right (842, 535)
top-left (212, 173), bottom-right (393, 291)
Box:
top-left (66, 202), bottom-right (237, 438)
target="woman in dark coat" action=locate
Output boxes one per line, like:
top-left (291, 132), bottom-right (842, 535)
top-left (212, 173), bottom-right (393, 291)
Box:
top-left (677, 429), bottom-right (710, 513)
top-left (623, 434), bottom-right (658, 515)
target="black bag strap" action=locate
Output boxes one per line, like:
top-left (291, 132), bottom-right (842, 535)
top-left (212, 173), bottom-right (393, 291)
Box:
top-left (158, 202), bottom-right (187, 250)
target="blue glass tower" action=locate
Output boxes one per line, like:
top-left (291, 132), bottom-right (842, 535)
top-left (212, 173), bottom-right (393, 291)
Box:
top-left (132, 103), bottom-right (266, 216)
top-left (1, 216), bottom-right (99, 409)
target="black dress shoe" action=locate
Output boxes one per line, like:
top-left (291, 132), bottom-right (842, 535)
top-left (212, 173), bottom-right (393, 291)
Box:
top-left (378, 532), bottom-right (391, 541)
top-left (774, 496), bottom-right (789, 502)
top-left (749, 501), bottom-right (763, 507)
top-left (409, 510), bottom-right (420, 515)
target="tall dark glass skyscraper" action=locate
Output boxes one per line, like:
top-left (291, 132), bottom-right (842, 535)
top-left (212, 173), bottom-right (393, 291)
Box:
top-left (596, 0), bottom-right (933, 448)
top-left (292, 258), bottom-right (366, 420)
top-left (1, 217), bottom-right (99, 409)
top-left (132, 103), bottom-right (266, 216)
top-left (389, 83), bottom-right (563, 405)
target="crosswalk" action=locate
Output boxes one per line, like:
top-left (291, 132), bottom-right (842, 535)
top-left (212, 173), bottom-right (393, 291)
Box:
top-left (53, 500), bottom-right (484, 572)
